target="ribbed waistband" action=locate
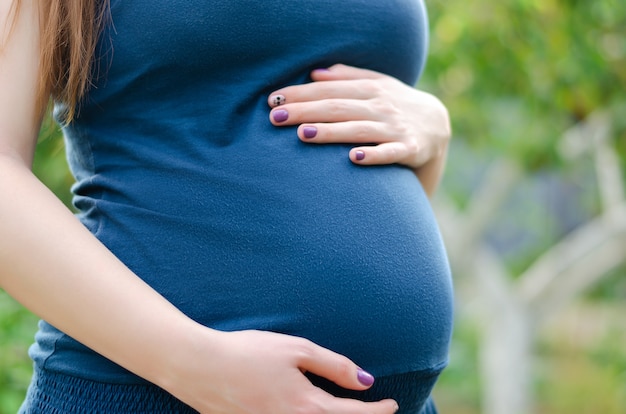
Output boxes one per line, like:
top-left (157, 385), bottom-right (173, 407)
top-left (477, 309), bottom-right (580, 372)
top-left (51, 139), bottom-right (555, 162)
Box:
top-left (307, 368), bottom-right (441, 414)
top-left (20, 368), bottom-right (197, 414)
top-left (20, 367), bottom-right (440, 414)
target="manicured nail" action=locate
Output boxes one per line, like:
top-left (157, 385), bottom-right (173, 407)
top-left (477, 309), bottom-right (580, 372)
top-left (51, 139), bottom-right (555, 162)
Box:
top-left (357, 368), bottom-right (375, 386)
top-left (270, 94), bottom-right (286, 107)
top-left (273, 109), bottom-right (289, 123)
top-left (355, 150), bottom-right (366, 161)
top-left (303, 126), bottom-right (317, 139)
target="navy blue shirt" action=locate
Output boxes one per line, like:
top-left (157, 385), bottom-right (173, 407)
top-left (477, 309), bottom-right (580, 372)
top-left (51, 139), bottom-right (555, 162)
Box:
top-left (32, 0), bottom-right (453, 383)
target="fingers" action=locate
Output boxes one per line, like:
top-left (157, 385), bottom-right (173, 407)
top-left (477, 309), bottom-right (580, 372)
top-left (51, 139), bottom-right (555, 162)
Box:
top-left (284, 338), bottom-right (399, 413)
top-left (349, 141), bottom-right (428, 167)
top-left (317, 395), bottom-right (400, 414)
top-left (304, 387), bottom-right (398, 414)
top-left (294, 339), bottom-right (375, 391)
top-left (269, 80), bottom-right (374, 107)
top-left (268, 65), bottom-right (392, 108)
top-left (294, 121), bottom-right (395, 144)
top-left (310, 64), bottom-right (387, 81)
top-left (270, 100), bottom-right (384, 126)
top-left (268, 105), bottom-right (422, 167)
top-left (265, 64), bottom-right (436, 169)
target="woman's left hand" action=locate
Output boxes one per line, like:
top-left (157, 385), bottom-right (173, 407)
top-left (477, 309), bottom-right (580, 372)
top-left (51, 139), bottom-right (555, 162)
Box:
top-left (268, 64), bottom-right (451, 196)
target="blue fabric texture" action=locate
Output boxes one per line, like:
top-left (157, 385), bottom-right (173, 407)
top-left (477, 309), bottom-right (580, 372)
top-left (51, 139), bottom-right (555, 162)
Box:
top-left (24, 0), bottom-right (454, 410)
top-left (20, 367), bottom-right (441, 414)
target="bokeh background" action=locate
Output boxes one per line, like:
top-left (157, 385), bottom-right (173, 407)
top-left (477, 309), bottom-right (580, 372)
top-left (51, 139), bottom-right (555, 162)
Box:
top-left (1, 0), bottom-right (625, 413)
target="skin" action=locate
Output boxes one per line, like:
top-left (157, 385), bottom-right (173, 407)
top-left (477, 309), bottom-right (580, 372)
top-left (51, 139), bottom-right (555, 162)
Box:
top-left (1, 2), bottom-right (448, 413)
top-left (268, 64), bottom-right (451, 197)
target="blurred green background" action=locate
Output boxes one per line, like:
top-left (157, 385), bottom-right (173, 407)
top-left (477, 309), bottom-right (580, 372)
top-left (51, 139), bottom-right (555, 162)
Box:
top-left (1, 0), bottom-right (625, 413)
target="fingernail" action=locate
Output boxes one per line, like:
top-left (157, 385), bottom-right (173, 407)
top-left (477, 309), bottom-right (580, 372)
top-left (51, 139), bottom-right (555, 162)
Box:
top-left (270, 94), bottom-right (286, 107)
top-left (303, 126), bottom-right (317, 139)
top-left (357, 368), bottom-right (375, 386)
top-left (313, 68), bottom-right (330, 73)
top-left (393, 402), bottom-right (400, 412)
top-left (355, 150), bottom-right (366, 161)
top-left (272, 109), bottom-right (289, 123)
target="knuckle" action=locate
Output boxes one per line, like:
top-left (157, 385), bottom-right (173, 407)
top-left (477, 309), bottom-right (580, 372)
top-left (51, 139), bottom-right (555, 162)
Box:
top-left (319, 128), bottom-right (334, 142)
top-left (390, 121), bottom-right (411, 141)
top-left (372, 98), bottom-right (401, 119)
top-left (334, 358), bottom-right (352, 378)
top-left (353, 123), bottom-right (373, 141)
top-left (363, 80), bottom-right (385, 97)
top-left (291, 338), bottom-right (316, 361)
top-left (326, 100), bottom-right (349, 116)
top-left (379, 145), bottom-right (401, 164)
top-left (370, 98), bottom-right (386, 114)
top-left (386, 147), bottom-right (400, 162)
top-left (404, 139), bottom-right (419, 156)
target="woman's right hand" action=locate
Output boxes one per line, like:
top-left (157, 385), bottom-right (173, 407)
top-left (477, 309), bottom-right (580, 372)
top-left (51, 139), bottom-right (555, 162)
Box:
top-left (161, 329), bottom-right (399, 414)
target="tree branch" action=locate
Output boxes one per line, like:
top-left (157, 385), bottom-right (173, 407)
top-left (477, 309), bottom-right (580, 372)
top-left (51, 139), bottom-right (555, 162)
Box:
top-left (517, 203), bottom-right (626, 309)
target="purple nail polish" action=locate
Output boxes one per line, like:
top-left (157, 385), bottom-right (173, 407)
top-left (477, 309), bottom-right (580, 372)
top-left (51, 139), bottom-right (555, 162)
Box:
top-left (355, 150), bottom-right (366, 161)
top-left (273, 109), bottom-right (289, 123)
top-left (357, 368), bottom-right (375, 386)
top-left (303, 126), bottom-right (317, 139)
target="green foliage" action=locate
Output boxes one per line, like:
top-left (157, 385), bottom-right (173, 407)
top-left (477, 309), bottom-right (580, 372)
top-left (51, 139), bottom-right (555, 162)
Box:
top-left (432, 317), bottom-right (482, 412)
top-left (534, 314), bottom-right (626, 414)
top-left (587, 265), bottom-right (626, 302)
top-left (0, 291), bottom-right (37, 414)
top-left (421, 1), bottom-right (626, 412)
top-left (425, 0), bottom-right (625, 277)
top-left (32, 118), bottom-right (74, 208)
top-left (422, 0), bottom-right (626, 170)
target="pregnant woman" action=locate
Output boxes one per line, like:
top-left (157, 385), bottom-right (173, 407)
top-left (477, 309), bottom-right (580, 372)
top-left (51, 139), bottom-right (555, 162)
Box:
top-left (0, 0), bottom-right (453, 413)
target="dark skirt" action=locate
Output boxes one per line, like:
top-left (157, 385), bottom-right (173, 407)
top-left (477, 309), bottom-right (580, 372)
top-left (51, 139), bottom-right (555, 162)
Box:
top-left (20, 367), bottom-right (440, 414)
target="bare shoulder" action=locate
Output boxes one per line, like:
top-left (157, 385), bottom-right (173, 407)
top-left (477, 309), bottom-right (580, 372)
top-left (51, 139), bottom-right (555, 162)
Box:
top-left (0, 0), bottom-right (43, 166)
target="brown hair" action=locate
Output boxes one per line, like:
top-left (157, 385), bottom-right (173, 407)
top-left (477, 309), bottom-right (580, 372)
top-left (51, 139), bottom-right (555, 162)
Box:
top-left (10, 0), bottom-right (109, 122)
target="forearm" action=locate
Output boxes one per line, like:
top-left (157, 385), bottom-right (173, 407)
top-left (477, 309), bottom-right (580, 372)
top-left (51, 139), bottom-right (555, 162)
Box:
top-left (0, 155), bottom-right (208, 387)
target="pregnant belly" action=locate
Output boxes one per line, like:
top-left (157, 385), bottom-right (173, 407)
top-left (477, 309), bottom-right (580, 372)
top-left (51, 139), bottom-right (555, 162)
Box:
top-left (88, 142), bottom-right (453, 375)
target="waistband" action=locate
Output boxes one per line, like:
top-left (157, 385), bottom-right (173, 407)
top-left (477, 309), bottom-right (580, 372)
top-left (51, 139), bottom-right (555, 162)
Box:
top-left (307, 368), bottom-right (441, 414)
top-left (20, 367), bottom-right (197, 414)
top-left (20, 366), bottom-right (441, 414)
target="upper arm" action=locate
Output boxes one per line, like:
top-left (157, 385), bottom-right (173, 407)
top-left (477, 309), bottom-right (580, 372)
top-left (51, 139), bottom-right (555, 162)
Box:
top-left (0, 0), bottom-right (43, 166)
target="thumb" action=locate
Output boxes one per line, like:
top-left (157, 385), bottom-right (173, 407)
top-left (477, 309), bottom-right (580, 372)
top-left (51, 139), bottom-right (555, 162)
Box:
top-left (296, 342), bottom-right (376, 391)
